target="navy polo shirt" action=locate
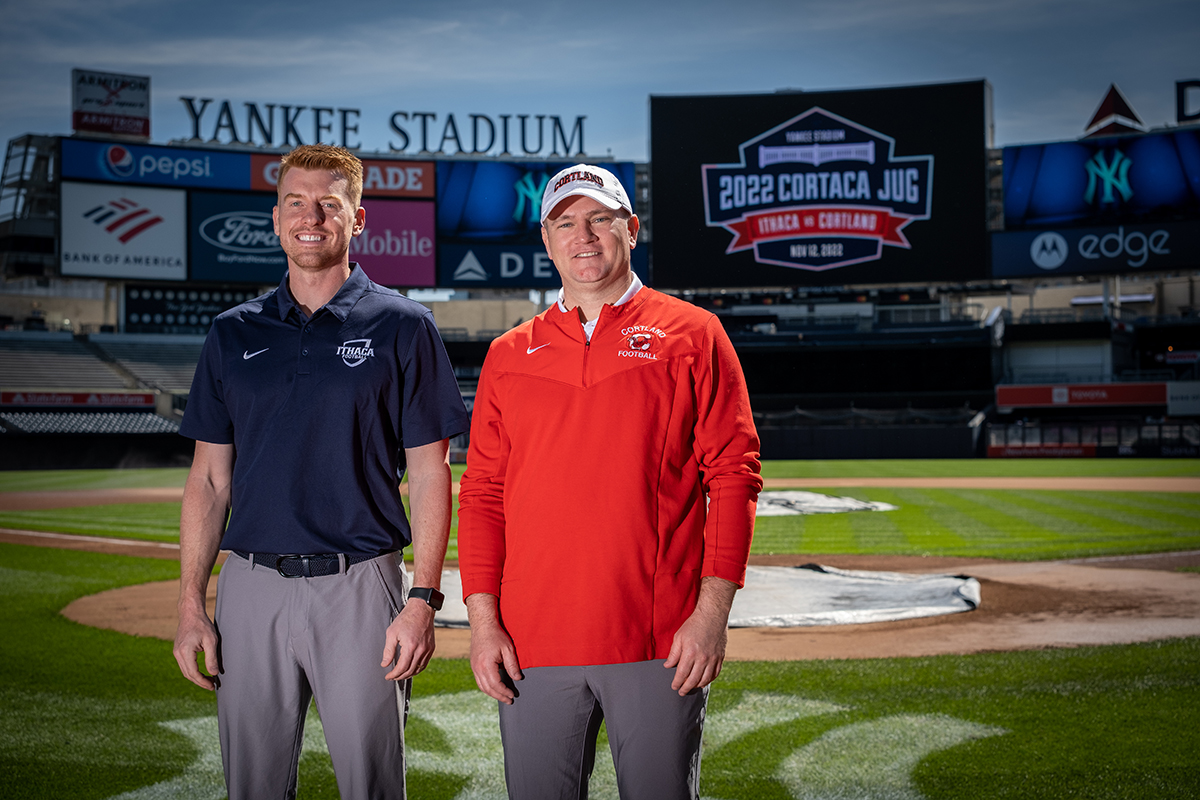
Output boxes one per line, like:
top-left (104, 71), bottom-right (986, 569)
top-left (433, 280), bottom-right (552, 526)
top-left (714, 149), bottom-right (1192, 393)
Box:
top-left (180, 264), bottom-right (469, 555)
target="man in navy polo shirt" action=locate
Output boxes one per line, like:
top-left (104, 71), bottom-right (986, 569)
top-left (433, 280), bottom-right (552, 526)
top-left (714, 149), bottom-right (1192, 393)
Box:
top-left (174, 144), bottom-right (468, 799)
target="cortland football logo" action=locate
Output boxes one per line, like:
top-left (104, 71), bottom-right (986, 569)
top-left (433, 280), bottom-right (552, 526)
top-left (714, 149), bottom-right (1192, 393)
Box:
top-left (628, 333), bottom-right (653, 351)
top-left (702, 107), bottom-right (933, 271)
top-left (82, 197), bottom-right (164, 243)
top-left (337, 338), bottom-right (375, 367)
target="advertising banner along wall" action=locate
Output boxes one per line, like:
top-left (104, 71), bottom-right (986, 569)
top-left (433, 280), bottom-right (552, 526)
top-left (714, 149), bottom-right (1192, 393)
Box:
top-left (436, 160), bottom-right (646, 288)
top-left (650, 81), bottom-right (991, 288)
top-left (189, 191), bottom-right (285, 285)
top-left (60, 181), bottom-right (187, 280)
top-left (1002, 128), bottom-right (1200, 230)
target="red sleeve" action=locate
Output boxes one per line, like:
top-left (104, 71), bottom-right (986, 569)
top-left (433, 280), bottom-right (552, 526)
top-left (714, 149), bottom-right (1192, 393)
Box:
top-left (694, 316), bottom-right (763, 587)
top-left (456, 345), bottom-right (510, 599)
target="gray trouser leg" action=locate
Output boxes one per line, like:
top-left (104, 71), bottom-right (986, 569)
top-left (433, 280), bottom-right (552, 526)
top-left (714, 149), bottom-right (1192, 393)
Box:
top-left (497, 659), bottom-right (707, 800)
top-left (214, 552), bottom-right (410, 800)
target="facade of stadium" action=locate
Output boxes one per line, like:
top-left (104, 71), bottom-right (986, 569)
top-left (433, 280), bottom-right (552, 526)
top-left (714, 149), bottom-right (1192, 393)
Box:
top-left (1, 78), bottom-right (1198, 466)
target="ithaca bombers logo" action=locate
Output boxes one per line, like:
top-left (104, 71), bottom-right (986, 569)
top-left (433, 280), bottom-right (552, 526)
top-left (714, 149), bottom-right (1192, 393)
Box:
top-left (337, 338), bottom-right (375, 367)
top-left (702, 107), bottom-right (933, 271)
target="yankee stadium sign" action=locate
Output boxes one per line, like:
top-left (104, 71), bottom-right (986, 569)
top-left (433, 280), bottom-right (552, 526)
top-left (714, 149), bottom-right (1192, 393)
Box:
top-left (702, 108), bottom-right (933, 271)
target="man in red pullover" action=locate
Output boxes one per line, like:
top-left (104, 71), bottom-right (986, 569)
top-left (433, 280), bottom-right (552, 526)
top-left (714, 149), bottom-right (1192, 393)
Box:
top-left (458, 164), bottom-right (762, 799)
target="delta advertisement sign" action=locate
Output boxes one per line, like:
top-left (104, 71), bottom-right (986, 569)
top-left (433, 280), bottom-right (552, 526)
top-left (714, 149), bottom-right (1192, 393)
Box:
top-left (190, 191), bottom-right (436, 287)
top-left (650, 81), bottom-right (991, 288)
top-left (60, 182), bottom-right (186, 280)
top-left (436, 160), bottom-right (646, 288)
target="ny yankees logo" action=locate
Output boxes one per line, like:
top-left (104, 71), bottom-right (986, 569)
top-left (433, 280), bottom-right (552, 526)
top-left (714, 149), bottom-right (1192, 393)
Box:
top-left (1084, 150), bottom-right (1133, 206)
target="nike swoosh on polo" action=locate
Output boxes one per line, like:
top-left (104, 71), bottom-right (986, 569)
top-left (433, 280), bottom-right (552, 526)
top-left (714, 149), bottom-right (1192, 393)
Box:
top-left (526, 343), bottom-right (551, 354)
top-left (243, 348), bottom-right (269, 360)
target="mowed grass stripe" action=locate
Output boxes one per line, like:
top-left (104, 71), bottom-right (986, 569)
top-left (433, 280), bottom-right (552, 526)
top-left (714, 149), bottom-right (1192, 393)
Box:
top-left (928, 489), bottom-right (1125, 557)
top-left (855, 487), bottom-right (972, 554)
top-left (958, 489), bottom-right (1150, 538)
top-left (755, 487), bottom-right (1200, 560)
top-left (1020, 491), bottom-right (1200, 531)
top-left (0, 503), bottom-right (183, 541)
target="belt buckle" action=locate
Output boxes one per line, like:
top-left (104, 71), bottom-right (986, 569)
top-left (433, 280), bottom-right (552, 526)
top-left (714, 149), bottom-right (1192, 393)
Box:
top-left (276, 554), bottom-right (313, 578)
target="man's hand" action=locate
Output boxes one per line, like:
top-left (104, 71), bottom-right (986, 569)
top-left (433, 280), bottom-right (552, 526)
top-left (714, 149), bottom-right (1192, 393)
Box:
top-left (381, 598), bottom-right (436, 681)
top-left (174, 605), bottom-right (220, 690)
top-left (174, 441), bottom-right (232, 692)
top-left (465, 593), bottom-right (523, 704)
top-left (664, 576), bottom-right (738, 695)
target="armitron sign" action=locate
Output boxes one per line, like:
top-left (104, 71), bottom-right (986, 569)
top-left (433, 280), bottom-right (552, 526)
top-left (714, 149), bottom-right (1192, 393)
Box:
top-left (73, 68), bottom-right (151, 138)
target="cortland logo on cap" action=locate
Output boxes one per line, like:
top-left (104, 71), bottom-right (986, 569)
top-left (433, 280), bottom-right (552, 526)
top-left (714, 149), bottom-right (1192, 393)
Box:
top-left (540, 163), bottom-right (633, 223)
top-left (105, 145), bottom-right (135, 179)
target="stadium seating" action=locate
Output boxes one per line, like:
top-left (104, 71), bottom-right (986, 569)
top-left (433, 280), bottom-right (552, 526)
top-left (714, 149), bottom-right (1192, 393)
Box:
top-left (87, 333), bottom-right (206, 394)
top-left (0, 331), bottom-right (132, 390)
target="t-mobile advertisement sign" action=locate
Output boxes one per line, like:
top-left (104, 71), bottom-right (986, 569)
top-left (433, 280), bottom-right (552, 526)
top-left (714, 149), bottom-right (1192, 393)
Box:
top-left (351, 199), bottom-right (436, 287)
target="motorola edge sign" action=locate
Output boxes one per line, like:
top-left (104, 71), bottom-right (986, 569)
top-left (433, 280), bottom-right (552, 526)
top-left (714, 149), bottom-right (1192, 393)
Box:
top-left (992, 221), bottom-right (1198, 278)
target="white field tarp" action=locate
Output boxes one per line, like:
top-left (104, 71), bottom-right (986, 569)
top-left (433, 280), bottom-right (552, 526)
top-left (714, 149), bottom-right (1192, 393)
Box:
top-left (432, 565), bottom-right (980, 629)
top-left (727, 565), bottom-right (980, 627)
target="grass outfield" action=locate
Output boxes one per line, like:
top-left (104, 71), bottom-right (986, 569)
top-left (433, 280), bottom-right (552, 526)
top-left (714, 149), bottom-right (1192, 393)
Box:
top-left (0, 458), bottom-right (1197, 494)
top-left (1, 543), bottom-right (1197, 800)
top-left (3, 461), bottom-right (1198, 562)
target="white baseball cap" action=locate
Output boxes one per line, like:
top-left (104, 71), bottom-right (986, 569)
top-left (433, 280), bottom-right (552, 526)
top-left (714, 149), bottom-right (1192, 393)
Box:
top-left (540, 164), bottom-right (633, 223)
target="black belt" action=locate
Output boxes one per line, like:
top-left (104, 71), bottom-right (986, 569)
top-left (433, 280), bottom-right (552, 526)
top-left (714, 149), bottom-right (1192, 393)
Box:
top-left (232, 550), bottom-right (386, 578)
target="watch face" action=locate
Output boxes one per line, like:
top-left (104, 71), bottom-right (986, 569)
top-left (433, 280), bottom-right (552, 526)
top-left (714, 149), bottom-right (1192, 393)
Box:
top-left (412, 587), bottom-right (444, 611)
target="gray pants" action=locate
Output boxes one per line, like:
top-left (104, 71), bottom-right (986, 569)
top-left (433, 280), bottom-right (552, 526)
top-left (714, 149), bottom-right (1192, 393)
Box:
top-left (497, 659), bottom-right (707, 800)
top-left (214, 551), bottom-right (410, 800)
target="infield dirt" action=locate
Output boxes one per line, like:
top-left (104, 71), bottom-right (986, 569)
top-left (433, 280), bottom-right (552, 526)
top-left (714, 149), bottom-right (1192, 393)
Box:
top-left (4, 478), bottom-right (1199, 662)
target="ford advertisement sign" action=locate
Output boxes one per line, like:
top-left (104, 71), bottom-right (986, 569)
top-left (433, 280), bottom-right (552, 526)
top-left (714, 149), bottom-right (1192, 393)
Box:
top-left (189, 191), bottom-right (285, 284)
top-left (62, 138), bottom-right (251, 190)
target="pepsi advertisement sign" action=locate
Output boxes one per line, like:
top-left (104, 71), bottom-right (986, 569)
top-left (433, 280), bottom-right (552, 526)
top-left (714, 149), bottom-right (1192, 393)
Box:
top-left (189, 191), bottom-right (285, 284)
top-left (62, 138), bottom-right (251, 190)
top-left (651, 81), bottom-right (991, 288)
top-left (1002, 128), bottom-right (1200, 229)
top-left (992, 220), bottom-right (1200, 278)
top-left (436, 160), bottom-right (645, 288)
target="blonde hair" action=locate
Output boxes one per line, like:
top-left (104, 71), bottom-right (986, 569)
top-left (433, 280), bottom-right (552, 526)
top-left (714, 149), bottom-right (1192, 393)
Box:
top-left (277, 144), bottom-right (363, 206)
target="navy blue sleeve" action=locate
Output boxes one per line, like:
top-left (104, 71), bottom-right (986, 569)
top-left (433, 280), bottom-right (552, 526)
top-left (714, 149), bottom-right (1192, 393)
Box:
top-left (178, 323), bottom-right (234, 445)
top-left (398, 311), bottom-right (470, 449)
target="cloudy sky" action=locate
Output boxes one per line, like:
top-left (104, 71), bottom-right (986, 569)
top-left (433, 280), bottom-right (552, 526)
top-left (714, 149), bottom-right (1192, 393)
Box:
top-left (0, 0), bottom-right (1196, 161)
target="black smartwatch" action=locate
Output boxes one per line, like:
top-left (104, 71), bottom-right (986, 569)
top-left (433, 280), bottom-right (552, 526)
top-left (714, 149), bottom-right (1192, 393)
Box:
top-left (409, 587), bottom-right (445, 611)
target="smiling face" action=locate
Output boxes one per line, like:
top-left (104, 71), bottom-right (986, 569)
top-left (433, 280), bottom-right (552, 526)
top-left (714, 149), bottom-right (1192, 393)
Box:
top-left (272, 166), bottom-right (365, 274)
top-left (541, 195), bottom-right (639, 301)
